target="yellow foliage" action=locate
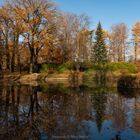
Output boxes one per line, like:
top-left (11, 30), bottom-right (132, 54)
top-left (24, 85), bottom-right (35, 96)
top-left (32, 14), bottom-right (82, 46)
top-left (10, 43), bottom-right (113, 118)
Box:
top-left (132, 22), bottom-right (140, 42)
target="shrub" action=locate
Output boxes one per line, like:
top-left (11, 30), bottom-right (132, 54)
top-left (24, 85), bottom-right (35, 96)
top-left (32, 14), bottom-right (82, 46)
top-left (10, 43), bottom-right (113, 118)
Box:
top-left (117, 75), bottom-right (136, 89)
top-left (39, 63), bottom-right (58, 73)
top-left (107, 62), bottom-right (137, 73)
top-left (57, 64), bottom-right (67, 73)
top-left (39, 62), bottom-right (137, 74)
top-left (39, 62), bottom-right (72, 73)
top-left (80, 62), bottom-right (93, 71)
top-left (93, 64), bottom-right (108, 71)
top-left (39, 64), bottom-right (49, 73)
top-left (71, 61), bottom-right (93, 71)
top-left (91, 62), bottom-right (137, 74)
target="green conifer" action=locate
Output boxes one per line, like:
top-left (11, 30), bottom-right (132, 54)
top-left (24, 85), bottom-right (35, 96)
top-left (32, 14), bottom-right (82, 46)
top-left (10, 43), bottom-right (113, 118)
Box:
top-left (92, 22), bottom-right (107, 64)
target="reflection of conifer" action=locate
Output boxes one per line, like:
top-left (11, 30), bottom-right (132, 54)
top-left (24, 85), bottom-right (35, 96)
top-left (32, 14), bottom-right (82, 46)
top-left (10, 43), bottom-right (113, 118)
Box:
top-left (91, 88), bottom-right (107, 132)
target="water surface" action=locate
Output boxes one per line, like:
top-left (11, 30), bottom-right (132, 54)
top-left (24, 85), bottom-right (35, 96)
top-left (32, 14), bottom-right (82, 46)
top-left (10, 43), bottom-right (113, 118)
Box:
top-left (0, 83), bottom-right (140, 140)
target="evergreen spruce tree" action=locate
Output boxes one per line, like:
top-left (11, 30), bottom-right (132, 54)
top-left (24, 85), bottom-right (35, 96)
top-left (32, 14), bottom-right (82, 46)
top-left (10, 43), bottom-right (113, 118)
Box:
top-left (92, 22), bottom-right (107, 64)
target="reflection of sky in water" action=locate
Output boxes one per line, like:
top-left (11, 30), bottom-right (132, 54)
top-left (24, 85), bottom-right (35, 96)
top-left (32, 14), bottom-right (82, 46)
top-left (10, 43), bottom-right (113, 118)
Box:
top-left (80, 120), bottom-right (140, 140)
top-left (126, 99), bottom-right (135, 127)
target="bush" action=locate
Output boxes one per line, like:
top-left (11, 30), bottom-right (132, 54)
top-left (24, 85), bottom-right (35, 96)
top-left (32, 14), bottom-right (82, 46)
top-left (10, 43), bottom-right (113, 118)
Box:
top-left (57, 64), bottom-right (67, 73)
top-left (39, 64), bottom-right (49, 73)
top-left (90, 62), bottom-right (137, 74)
top-left (71, 61), bottom-right (93, 71)
top-left (93, 64), bottom-right (109, 71)
top-left (107, 62), bottom-right (137, 73)
top-left (39, 62), bottom-right (137, 74)
top-left (39, 62), bottom-right (72, 73)
top-left (39, 63), bottom-right (58, 73)
top-left (79, 62), bottom-right (93, 71)
top-left (117, 75), bottom-right (136, 89)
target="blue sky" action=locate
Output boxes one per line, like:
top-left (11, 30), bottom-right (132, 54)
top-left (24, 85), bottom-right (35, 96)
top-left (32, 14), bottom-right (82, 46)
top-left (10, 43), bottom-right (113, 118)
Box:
top-left (53, 0), bottom-right (140, 30)
top-left (1, 0), bottom-right (140, 30)
top-left (0, 0), bottom-right (4, 5)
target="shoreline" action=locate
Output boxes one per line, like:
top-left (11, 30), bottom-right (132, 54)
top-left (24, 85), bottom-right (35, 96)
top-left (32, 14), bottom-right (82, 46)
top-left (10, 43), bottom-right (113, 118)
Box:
top-left (0, 71), bottom-right (139, 89)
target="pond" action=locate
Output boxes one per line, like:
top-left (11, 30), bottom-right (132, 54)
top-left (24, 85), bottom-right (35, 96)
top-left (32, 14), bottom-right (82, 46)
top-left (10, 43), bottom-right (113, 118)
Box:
top-left (0, 83), bottom-right (140, 140)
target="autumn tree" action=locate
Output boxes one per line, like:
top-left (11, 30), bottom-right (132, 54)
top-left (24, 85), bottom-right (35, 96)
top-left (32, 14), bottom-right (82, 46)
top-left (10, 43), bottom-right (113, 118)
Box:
top-left (92, 22), bottom-right (107, 64)
top-left (132, 22), bottom-right (140, 61)
top-left (0, 3), bottom-right (25, 73)
top-left (8, 0), bottom-right (58, 73)
top-left (0, 5), bottom-right (12, 72)
top-left (9, 8), bottom-right (24, 72)
top-left (0, 0), bottom-right (92, 73)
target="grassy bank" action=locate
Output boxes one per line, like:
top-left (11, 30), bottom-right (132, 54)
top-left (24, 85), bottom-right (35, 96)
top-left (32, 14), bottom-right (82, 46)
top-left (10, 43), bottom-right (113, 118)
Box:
top-left (0, 62), bottom-right (138, 87)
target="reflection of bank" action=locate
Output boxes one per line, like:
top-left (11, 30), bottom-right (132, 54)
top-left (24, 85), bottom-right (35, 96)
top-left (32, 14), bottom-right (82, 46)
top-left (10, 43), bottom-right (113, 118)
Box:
top-left (118, 88), bottom-right (139, 98)
top-left (133, 96), bottom-right (140, 134)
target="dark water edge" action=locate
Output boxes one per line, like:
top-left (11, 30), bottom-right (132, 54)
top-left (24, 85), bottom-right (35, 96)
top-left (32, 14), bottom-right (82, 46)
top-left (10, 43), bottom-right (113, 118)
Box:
top-left (0, 82), bottom-right (140, 140)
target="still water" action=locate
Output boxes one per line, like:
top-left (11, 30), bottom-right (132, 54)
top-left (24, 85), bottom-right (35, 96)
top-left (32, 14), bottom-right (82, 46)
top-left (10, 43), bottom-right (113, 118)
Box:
top-left (0, 83), bottom-right (140, 140)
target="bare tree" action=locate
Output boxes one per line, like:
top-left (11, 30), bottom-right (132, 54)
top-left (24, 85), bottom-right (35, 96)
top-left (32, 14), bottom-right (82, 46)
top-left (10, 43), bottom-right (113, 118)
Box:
top-left (132, 22), bottom-right (140, 61)
top-left (108, 23), bottom-right (128, 62)
top-left (58, 13), bottom-right (91, 63)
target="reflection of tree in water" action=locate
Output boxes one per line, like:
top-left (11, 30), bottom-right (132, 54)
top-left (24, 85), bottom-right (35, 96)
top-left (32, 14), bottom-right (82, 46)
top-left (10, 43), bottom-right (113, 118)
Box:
top-left (132, 95), bottom-right (140, 134)
top-left (45, 85), bottom-right (93, 139)
top-left (1, 84), bottom-right (140, 140)
top-left (91, 87), bottom-right (107, 132)
top-left (117, 88), bottom-right (140, 131)
top-left (0, 85), bottom-right (20, 139)
top-left (0, 84), bottom-right (94, 140)
top-left (94, 69), bottom-right (108, 86)
top-left (111, 131), bottom-right (121, 140)
top-left (107, 94), bottom-right (127, 131)
top-left (0, 85), bottom-right (44, 140)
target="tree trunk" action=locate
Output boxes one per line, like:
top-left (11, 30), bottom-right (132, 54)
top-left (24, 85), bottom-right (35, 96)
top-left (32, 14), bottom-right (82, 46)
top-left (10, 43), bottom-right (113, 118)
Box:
top-left (5, 35), bottom-right (11, 72)
top-left (11, 36), bottom-right (16, 72)
top-left (135, 42), bottom-right (137, 62)
top-left (29, 47), bottom-right (39, 73)
top-left (11, 33), bottom-right (19, 72)
top-left (17, 46), bottom-right (21, 73)
top-left (29, 52), bottom-right (34, 74)
top-left (0, 44), bottom-right (4, 72)
top-left (123, 42), bottom-right (126, 62)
